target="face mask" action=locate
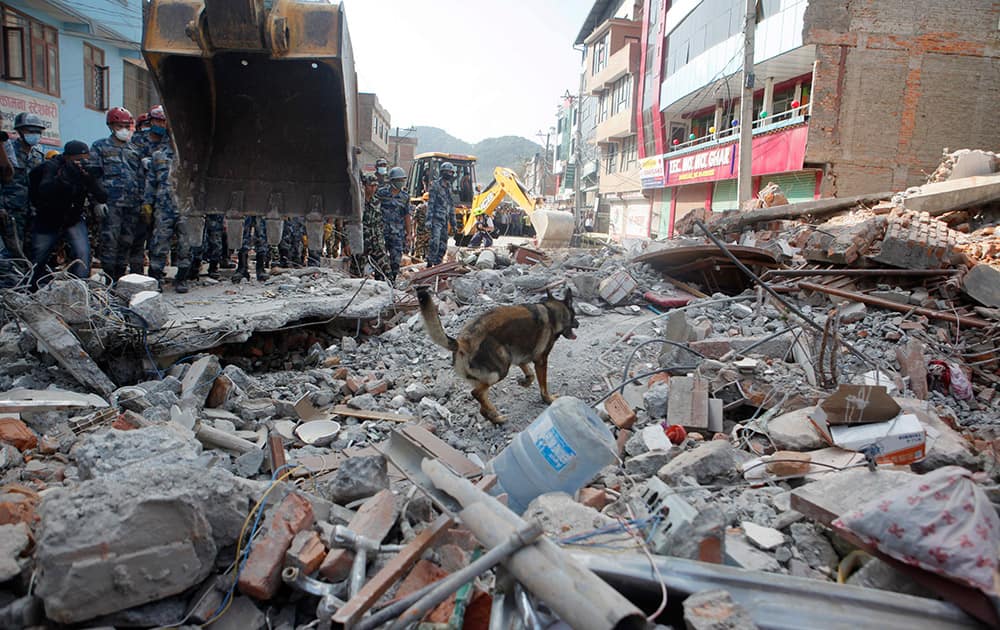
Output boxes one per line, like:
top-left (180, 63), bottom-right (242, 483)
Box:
top-left (114, 128), bottom-right (133, 142)
top-left (377, 167), bottom-right (387, 175)
top-left (22, 133), bottom-right (41, 146)
top-left (151, 125), bottom-right (167, 136)
top-left (391, 180), bottom-right (404, 190)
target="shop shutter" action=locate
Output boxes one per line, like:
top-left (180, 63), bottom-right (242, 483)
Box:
top-left (711, 179), bottom-right (738, 212)
top-left (657, 189), bottom-right (672, 237)
top-left (765, 172), bottom-right (817, 204)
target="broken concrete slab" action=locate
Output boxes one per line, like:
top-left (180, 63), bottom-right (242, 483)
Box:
top-left (34, 279), bottom-right (93, 325)
top-left (0, 388), bottom-right (109, 413)
top-left (901, 173), bottom-right (1000, 215)
top-left (129, 291), bottom-right (169, 331)
top-left (658, 441), bottom-right (750, 485)
top-left (72, 425), bottom-right (203, 480)
top-left (523, 492), bottom-right (615, 541)
top-left (766, 407), bottom-right (826, 451)
top-left (115, 274), bottom-right (160, 301)
top-left (0, 522), bottom-right (29, 581)
top-left (5, 294), bottom-right (115, 395)
top-left (894, 398), bottom-right (978, 473)
top-left (683, 588), bottom-right (760, 630)
top-left (789, 522), bottom-right (839, 571)
top-left (625, 448), bottom-right (679, 478)
top-left (35, 465), bottom-right (250, 623)
top-left (895, 339), bottom-right (929, 400)
top-left (741, 521), bottom-right (785, 551)
top-left (724, 534), bottom-right (781, 572)
top-left (321, 455), bottom-right (389, 504)
top-left (181, 355), bottom-right (222, 407)
top-left (962, 264), bottom-right (1000, 308)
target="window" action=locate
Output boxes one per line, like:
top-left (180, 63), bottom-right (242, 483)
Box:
top-left (620, 135), bottom-right (637, 171)
top-left (597, 91), bottom-right (609, 123)
top-left (591, 31), bottom-right (609, 75)
top-left (84, 43), bottom-right (108, 111)
top-left (611, 75), bottom-right (631, 115)
top-left (124, 60), bottom-right (157, 118)
top-left (1, 6), bottom-right (58, 95)
top-left (604, 142), bottom-right (617, 175)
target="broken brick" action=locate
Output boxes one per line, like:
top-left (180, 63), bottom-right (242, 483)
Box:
top-left (320, 489), bottom-right (397, 581)
top-left (647, 372), bottom-right (670, 387)
top-left (0, 485), bottom-right (39, 527)
top-left (604, 391), bottom-right (636, 429)
top-left (285, 529), bottom-right (326, 575)
top-left (577, 487), bottom-right (610, 511)
top-left (393, 559), bottom-right (455, 623)
top-left (345, 376), bottom-right (364, 394)
top-left (206, 374), bottom-right (236, 408)
top-left (238, 493), bottom-right (315, 600)
top-left (765, 451), bottom-right (812, 477)
top-left (365, 379), bottom-right (388, 395)
top-left (332, 367), bottom-right (349, 380)
top-left (0, 418), bottom-right (38, 451)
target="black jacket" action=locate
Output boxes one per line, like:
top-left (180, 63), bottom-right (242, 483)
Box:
top-left (29, 156), bottom-right (107, 231)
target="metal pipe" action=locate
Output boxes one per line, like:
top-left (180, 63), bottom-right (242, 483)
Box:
top-left (353, 581), bottom-right (440, 630)
top-left (349, 548), bottom-right (368, 599)
top-left (797, 281), bottom-right (992, 329)
top-left (388, 520), bottom-right (544, 630)
top-left (694, 220), bottom-right (879, 370)
top-left (762, 268), bottom-right (959, 278)
top-left (281, 566), bottom-right (346, 602)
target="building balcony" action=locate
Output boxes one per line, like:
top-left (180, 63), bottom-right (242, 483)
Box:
top-left (587, 41), bottom-right (640, 95)
top-left (596, 108), bottom-right (635, 141)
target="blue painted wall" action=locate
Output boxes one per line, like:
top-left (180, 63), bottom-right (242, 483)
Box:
top-left (1, 1), bottom-right (143, 149)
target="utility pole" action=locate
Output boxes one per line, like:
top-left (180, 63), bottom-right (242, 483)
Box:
top-left (571, 74), bottom-right (584, 226)
top-left (737, 0), bottom-right (756, 206)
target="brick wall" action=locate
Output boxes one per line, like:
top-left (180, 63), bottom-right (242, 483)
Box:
top-left (804, 0), bottom-right (1000, 196)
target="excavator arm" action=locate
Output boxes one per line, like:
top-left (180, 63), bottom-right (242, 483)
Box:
top-left (464, 167), bottom-right (574, 247)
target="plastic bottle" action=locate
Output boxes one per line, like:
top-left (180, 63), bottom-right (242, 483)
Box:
top-left (488, 396), bottom-right (617, 514)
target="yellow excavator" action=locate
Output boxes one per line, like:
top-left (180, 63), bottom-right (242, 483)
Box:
top-left (467, 167), bottom-right (575, 248)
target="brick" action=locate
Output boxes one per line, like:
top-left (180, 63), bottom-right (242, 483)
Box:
top-left (647, 372), bottom-right (671, 387)
top-left (0, 418), bottom-right (37, 451)
top-left (0, 485), bottom-right (39, 527)
top-left (238, 493), bottom-right (315, 600)
top-left (332, 367), bottom-right (350, 380)
top-left (577, 487), bottom-right (610, 510)
top-left (319, 489), bottom-right (397, 581)
top-left (345, 376), bottom-right (364, 394)
top-left (365, 379), bottom-right (388, 395)
top-left (873, 212), bottom-right (957, 270)
top-left (765, 451), bottom-right (812, 477)
top-left (206, 374), bottom-right (236, 408)
top-left (393, 559), bottom-right (454, 623)
top-left (285, 530), bottom-right (326, 575)
top-left (604, 391), bottom-right (636, 429)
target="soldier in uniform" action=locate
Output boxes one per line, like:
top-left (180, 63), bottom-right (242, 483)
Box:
top-left (91, 107), bottom-right (142, 280)
top-left (134, 106), bottom-right (171, 270)
top-left (278, 217), bottom-right (306, 267)
top-left (374, 157), bottom-right (389, 187)
top-left (410, 201), bottom-right (429, 261)
top-left (2, 113), bottom-right (47, 260)
top-left (144, 139), bottom-right (192, 293)
top-left (426, 161), bottom-right (456, 266)
top-left (350, 173), bottom-right (388, 279)
top-left (194, 214), bottom-right (225, 280)
top-left (377, 166), bottom-right (412, 282)
top-left (234, 216), bottom-right (269, 282)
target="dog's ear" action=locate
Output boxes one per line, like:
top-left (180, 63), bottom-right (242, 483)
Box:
top-left (563, 287), bottom-right (573, 303)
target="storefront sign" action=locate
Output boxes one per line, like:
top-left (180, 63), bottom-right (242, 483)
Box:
top-left (639, 154), bottom-right (665, 189)
top-left (0, 88), bottom-right (60, 146)
top-left (661, 125), bottom-right (809, 187)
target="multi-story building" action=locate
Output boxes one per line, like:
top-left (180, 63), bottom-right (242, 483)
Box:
top-left (0, 1), bottom-right (156, 148)
top-left (357, 92), bottom-right (391, 173)
top-left (638, 0), bottom-right (1000, 237)
top-left (576, 0), bottom-right (645, 240)
top-left (522, 151), bottom-right (555, 200)
top-left (387, 133), bottom-right (418, 175)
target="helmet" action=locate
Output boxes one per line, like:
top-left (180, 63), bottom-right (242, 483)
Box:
top-left (439, 162), bottom-right (456, 176)
top-left (361, 173), bottom-right (377, 185)
top-left (388, 166), bottom-right (406, 180)
top-left (44, 150), bottom-right (59, 159)
top-left (375, 157), bottom-right (389, 167)
top-left (106, 107), bottom-right (133, 126)
top-left (148, 105), bottom-right (166, 121)
top-left (13, 112), bottom-right (46, 130)
top-left (137, 113), bottom-right (150, 125)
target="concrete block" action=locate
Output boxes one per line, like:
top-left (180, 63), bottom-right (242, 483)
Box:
top-left (321, 455), bottom-right (389, 504)
top-left (35, 279), bottom-right (92, 324)
top-left (724, 535), bottom-right (781, 573)
top-left (0, 522), bottom-right (29, 581)
top-left (658, 441), bottom-right (749, 485)
top-left (625, 449), bottom-right (679, 478)
top-left (181, 355), bottom-right (222, 407)
top-left (129, 291), bottom-right (169, 330)
top-left (658, 310), bottom-right (694, 365)
top-left (741, 521), bottom-right (785, 551)
top-left (683, 588), bottom-right (760, 630)
top-left (667, 376), bottom-right (708, 429)
top-left (598, 270), bottom-right (637, 305)
top-left (839, 302), bottom-right (867, 324)
top-left (238, 493), bottom-right (315, 600)
top-left (962, 264), bottom-right (1000, 307)
top-left (116, 274), bottom-right (160, 300)
top-left (285, 530), bottom-right (326, 575)
top-left (73, 425), bottom-right (202, 480)
top-left (766, 407), bottom-right (825, 450)
top-left (524, 492), bottom-right (615, 541)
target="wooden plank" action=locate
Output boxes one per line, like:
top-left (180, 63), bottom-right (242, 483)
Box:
top-left (332, 405), bottom-right (414, 423)
top-left (267, 434), bottom-right (286, 474)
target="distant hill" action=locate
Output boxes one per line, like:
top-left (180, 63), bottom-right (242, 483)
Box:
top-left (414, 126), bottom-right (544, 184)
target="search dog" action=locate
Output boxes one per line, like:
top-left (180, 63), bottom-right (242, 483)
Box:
top-left (416, 286), bottom-right (579, 423)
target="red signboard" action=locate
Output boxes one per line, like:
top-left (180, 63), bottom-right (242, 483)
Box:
top-left (660, 125), bottom-right (808, 187)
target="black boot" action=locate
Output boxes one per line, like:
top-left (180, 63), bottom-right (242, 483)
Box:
top-left (148, 268), bottom-right (164, 291)
top-left (232, 251), bottom-right (250, 284)
top-left (174, 266), bottom-right (190, 293)
top-left (188, 258), bottom-right (201, 281)
top-left (207, 261), bottom-right (220, 280)
top-left (256, 253), bottom-right (269, 282)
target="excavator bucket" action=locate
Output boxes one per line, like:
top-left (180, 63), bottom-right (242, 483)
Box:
top-left (142, 0), bottom-right (362, 250)
top-left (529, 209), bottom-right (575, 249)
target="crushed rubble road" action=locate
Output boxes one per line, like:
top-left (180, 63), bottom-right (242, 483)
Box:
top-left (0, 149), bottom-right (999, 629)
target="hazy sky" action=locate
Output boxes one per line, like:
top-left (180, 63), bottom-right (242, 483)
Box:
top-left (347, 0), bottom-right (593, 143)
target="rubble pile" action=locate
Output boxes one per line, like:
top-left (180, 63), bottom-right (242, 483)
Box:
top-left (0, 154), bottom-right (998, 627)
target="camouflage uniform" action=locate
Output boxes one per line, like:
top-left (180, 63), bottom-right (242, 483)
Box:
top-left (351, 193), bottom-right (389, 279)
top-left (410, 202), bottom-right (429, 260)
top-left (144, 143), bottom-right (190, 275)
top-left (426, 177), bottom-right (455, 266)
top-left (198, 213), bottom-right (225, 263)
top-left (326, 218), bottom-right (346, 257)
top-left (91, 136), bottom-right (143, 277)
top-left (1, 137), bottom-right (45, 259)
top-left (377, 184), bottom-right (410, 281)
top-left (240, 216), bottom-right (268, 258)
top-left (132, 130), bottom-right (169, 266)
top-left (278, 217), bottom-right (306, 266)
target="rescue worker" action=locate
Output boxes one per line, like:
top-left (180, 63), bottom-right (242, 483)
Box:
top-left (426, 161), bottom-right (456, 267)
top-left (350, 173), bottom-right (388, 279)
top-left (233, 216), bottom-right (269, 283)
top-left (135, 113), bottom-right (151, 132)
top-left (410, 201), bottom-right (429, 260)
top-left (91, 107), bottom-right (143, 280)
top-left (144, 137), bottom-right (191, 293)
top-left (374, 157), bottom-right (389, 187)
top-left (27, 140), bottom-right (106, 290)
top-left (194, 214), bottom-right (225, 280)
top-left (278, 217), bottom-right (305, 267)
top-left (135, 106), bottom-right (171, 270)
top-left (468, 208), bottom-right (494, 248)
top-left (377, 166), bottom-right (412, 282)
top-left (2, 113), bottom-right (47, 260)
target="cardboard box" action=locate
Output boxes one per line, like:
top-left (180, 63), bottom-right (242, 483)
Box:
top-left (810, 413), bottom-right (926, 465)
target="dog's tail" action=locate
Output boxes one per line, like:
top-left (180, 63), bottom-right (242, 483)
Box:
top-left (416, 287), bottom-right (458, 352)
